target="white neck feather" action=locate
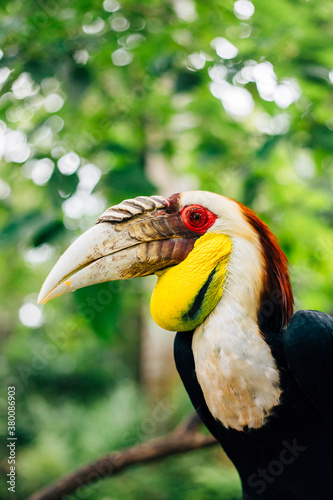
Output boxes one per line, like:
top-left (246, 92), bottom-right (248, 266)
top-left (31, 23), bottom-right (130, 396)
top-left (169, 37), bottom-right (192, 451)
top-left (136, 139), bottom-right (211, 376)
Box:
top-left (192, 235), bottom-right (281, 431)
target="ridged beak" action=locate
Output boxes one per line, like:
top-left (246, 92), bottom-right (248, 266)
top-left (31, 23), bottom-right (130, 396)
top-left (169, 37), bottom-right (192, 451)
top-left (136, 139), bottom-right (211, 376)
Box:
top-left (38, 195), bottom-right (196, 304)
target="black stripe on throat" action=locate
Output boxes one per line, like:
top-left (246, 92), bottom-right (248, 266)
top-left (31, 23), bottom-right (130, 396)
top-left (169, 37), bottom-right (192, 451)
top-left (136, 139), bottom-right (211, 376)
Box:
top-left (183, 266), bottom-right (216, 322)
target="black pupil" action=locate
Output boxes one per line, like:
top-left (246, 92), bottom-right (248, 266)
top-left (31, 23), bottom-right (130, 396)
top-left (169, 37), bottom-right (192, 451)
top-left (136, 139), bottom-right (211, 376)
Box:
top-left (191, 211), bottom-right (203, 225)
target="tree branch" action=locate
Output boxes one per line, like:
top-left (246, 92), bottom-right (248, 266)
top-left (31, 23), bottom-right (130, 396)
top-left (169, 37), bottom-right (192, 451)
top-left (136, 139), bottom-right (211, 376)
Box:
top-left (28, 413), bottom-right (217, 500)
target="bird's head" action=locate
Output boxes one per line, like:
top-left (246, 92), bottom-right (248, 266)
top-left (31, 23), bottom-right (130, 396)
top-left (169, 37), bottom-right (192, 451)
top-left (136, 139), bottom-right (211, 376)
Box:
top-left (38, 191), bottom-right (293, 333)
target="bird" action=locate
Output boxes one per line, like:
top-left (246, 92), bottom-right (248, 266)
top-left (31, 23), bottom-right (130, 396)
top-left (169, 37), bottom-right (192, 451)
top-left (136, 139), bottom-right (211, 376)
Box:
top-left (38, 190), bottom-right (333, 500)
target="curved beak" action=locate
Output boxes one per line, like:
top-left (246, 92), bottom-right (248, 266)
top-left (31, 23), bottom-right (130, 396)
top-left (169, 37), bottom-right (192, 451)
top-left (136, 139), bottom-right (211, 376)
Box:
top-left (38, 195), bottom-right (196, 304)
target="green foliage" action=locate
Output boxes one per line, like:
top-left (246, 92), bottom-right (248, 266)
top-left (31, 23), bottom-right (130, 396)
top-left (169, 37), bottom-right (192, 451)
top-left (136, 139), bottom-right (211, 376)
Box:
top-left (0, 0), bottom-right (333, 498)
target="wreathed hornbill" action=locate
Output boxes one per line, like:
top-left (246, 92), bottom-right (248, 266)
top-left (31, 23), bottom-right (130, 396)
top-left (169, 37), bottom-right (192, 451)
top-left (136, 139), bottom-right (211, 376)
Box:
top-left (38, 191), bottom-right (333, 500)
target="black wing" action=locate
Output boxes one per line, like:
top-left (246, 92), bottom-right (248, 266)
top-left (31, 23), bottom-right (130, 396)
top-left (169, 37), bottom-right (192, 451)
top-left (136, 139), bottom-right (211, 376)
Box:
top-left (284, 309), bottom-right (333, 428)
top-left (174, 331), bottom-right (219, 440)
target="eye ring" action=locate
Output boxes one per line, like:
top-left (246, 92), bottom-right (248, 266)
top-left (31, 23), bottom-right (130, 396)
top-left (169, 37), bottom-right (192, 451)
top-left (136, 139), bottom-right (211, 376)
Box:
top-left (181, 205), bottom-right (217, 234)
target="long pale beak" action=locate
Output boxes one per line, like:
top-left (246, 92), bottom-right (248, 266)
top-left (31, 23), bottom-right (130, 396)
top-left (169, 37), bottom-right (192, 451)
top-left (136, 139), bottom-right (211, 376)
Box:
top-left (38, 195), bottom-right (196, 304)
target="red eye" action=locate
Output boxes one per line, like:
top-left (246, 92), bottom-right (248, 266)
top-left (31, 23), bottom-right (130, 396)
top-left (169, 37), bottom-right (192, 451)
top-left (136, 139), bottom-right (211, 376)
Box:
top-left (181, 205), bottom-right (217, 234)
top-left (190, 211), bottom-right (204, 226)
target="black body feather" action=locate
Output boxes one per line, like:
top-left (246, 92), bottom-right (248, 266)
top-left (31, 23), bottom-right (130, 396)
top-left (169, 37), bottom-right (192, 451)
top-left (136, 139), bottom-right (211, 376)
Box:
top-left (174, 310), bottom-right (333, 499)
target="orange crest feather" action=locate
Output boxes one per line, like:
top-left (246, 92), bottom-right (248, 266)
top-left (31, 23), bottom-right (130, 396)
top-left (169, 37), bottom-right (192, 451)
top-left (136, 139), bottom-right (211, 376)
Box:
top-left (238, 203), bottom-right (294, 332)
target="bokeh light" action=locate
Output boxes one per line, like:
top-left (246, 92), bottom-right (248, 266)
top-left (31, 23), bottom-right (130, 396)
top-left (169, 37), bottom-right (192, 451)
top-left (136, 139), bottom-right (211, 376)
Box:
top-left (19, 302), bottom-right (44, 328)
top-left (57, 152), bottom-right (80, 175)
top-left (234, 0), bottom-right (255, 20)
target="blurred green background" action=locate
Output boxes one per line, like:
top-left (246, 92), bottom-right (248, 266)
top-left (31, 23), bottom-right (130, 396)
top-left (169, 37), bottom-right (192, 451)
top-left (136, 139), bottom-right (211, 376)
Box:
top-left (0, 0), bottom-right (333, 498)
